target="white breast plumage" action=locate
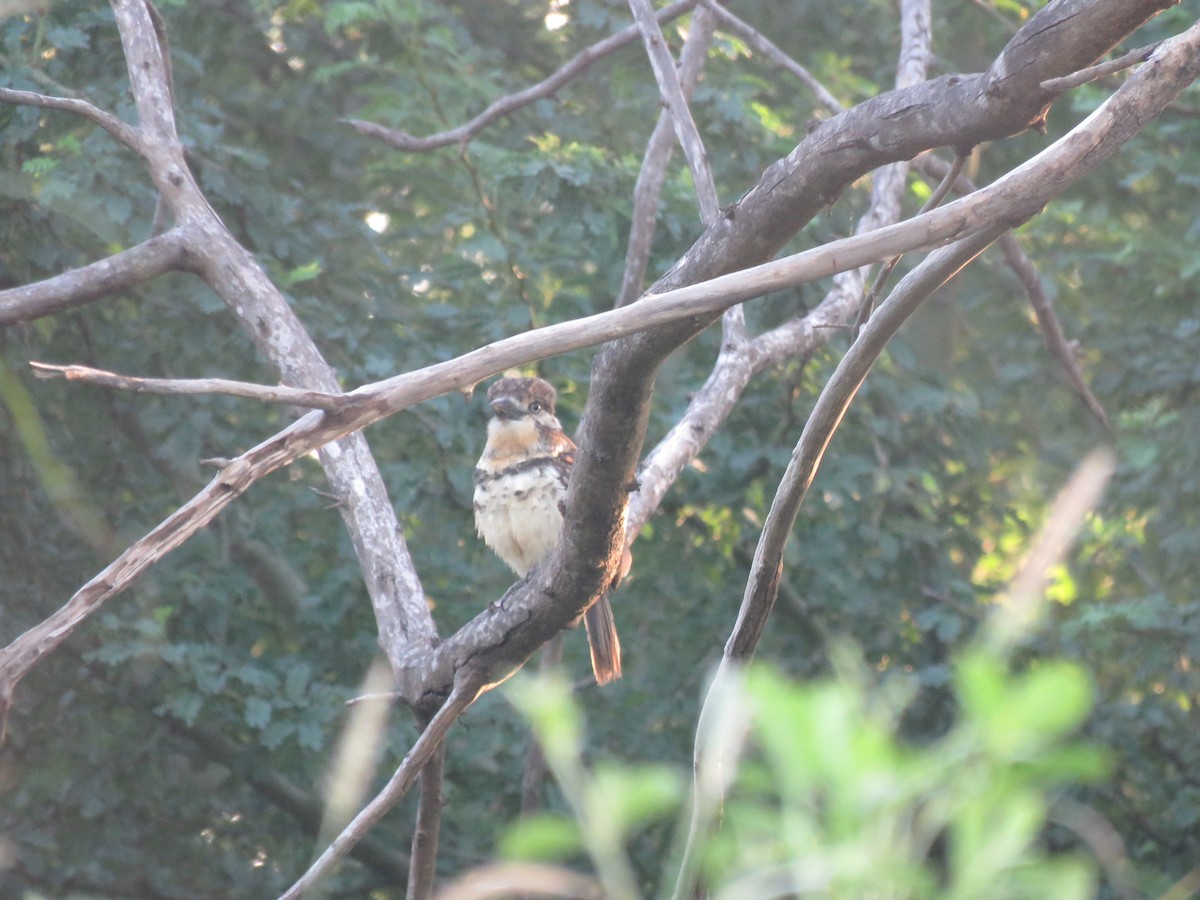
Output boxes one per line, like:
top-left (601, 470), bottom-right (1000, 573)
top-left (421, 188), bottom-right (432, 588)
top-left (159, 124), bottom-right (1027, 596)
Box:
top-left (473, 464), bottom-right (565, 576)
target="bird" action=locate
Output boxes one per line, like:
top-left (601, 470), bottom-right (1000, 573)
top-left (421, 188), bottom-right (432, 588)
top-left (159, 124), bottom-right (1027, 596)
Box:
top-left (472, 376), bottom-right (623, 684)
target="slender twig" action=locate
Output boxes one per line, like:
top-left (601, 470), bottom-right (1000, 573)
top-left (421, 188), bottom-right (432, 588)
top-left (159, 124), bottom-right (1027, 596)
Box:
top-left (701, 0), bottom-right (844, 115)
top-left (627, 0), bottom-right (719, 224)
top-left (280, 673), bottom-right (486, 900)
top-left (29, 362), bottom-right (345, 410)
top-left (346, 0), bottom-right (699, 153)
top-left (1042, 40), bottom-right (1164, 93)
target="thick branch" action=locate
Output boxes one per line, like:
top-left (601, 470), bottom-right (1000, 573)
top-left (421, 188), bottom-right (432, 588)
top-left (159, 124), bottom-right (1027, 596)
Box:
top-left (651, 0), bottom-right (1175, 297)
top-left (347, 0), bottom-right (699, 153)
top-left (0, 228), bottom-right (193, 326)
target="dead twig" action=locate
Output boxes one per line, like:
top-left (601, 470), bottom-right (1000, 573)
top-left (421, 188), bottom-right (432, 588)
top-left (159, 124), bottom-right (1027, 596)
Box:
top-left (1042, 40), bottom-right (1164, 93)
top-left (30, 362), bottom-right (345, 411)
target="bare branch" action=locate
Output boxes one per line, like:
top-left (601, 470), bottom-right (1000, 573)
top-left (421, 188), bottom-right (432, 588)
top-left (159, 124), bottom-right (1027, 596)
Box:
top-left (280, 673), bottom-right (486, 900)
top-left (6, 31), bottom-right (1196, 716)
top-left (731, 226), bottom-right (1004, 665)
top-left (630, 0), bottom-right (930, 535)
top-left (407, 737), bottom-right (446, 900)
top-left (0, 228), bottom-right (193, 327)
top-left (616, 5), bottom-right (716, 307)
top-left (997, 231), bottom-right (1112, 430)
top-left (916, 154), bottom-right (1111, 429)
top-left (1042, 40), bottom-right (1164, 93)
top-left (347, 0), bottom-right (699, 153)
top-left (628, 0), bottom-right (719, 223)
top-left (702, 0), bottom-right (844, 115)
top-left (103, 0), bottom-right (438, 665)
top-left (29, 362), bottom-right (345, 410)
top-left (0, 85), bottom-right (144, 156)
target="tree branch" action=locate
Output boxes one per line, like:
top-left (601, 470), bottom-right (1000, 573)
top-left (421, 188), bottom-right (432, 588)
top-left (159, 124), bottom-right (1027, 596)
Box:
top-left (280, 672), bottom-right (486, 900)
top-left (734, 226), bottom-right (1005, 665)
top-left (5, 27), bottom-right (1197, 717)
top-left (628, 0), bottom-right (719, 224)
top-left (406, 734), bottom-right (446, 900)
top-left (1041, 39), bottom-right (1164, 93)
top-left (701, 0), bottom-right (844, 115)
top-left (105, 0), bottom-right (438, 670)
top-left (616, 5), bottom-right (716, 307)
top-left (0, 85), bottom-right (144, 156)
top-left (346, 0), bottom-right (699, 153)
top-left (28, 362), bottom-right (345, 410)
top-left (0, 228), bottom-right (193, 326)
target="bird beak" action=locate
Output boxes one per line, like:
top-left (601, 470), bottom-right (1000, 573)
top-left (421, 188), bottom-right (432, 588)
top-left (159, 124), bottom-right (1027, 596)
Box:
top-left (489, 397), bottom-right (525, 420)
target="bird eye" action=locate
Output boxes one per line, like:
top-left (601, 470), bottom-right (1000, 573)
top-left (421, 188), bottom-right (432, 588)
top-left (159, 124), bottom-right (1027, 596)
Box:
top-left (528, 401), bottom-right (543, 413)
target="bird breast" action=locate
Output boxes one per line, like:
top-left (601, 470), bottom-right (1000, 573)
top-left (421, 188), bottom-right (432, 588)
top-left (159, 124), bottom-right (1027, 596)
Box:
top-left (473, 462), bottom-right (565, 577)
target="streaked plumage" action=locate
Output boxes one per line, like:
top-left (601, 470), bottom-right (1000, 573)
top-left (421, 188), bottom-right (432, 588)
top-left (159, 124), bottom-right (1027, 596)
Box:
top-left (473, 377), bottom-right (622, 684)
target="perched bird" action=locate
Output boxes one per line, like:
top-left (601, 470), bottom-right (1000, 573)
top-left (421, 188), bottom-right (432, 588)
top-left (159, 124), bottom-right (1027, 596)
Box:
top-left (473, 376), bottom-right (623, 684)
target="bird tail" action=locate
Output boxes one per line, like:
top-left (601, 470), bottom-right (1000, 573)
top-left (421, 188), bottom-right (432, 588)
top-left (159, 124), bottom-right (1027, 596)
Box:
top-left (583, 594), bottom-right (622, 685)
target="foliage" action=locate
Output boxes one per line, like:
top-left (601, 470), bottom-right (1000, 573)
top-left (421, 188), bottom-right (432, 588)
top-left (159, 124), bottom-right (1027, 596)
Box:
top-left (1, 0), bottom-right (1198, 897)
top-left (503, 638), bottom-right (1106, 900)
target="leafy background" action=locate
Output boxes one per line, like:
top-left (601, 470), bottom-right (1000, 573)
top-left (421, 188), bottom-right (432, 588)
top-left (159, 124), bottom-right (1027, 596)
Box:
top-left (1, 0), bottom-right (1198, 895)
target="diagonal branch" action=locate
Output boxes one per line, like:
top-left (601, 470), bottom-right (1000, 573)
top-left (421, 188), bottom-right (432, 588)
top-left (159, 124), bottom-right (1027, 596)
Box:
top-left (731, 226), bottom-right (1005, 665)
top-left (616, 4), bottom-right (716, 307)
top-left (0, 227), bottom-right (193, 326)
top-left (0, 85), bottom-right (145, 156)
top-left (347, 0), bottom-right (699, 153)
top-left (279, 671), bottom-right (487, 900)
top-left (627, 0), bottom-right (719, 224)
top-left (701, 0), bottom-right (843, 115)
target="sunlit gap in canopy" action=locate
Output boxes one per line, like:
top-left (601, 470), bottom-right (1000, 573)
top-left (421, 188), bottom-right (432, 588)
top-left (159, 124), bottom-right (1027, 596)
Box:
top-left (545, 0), bottom-right (570, 31)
